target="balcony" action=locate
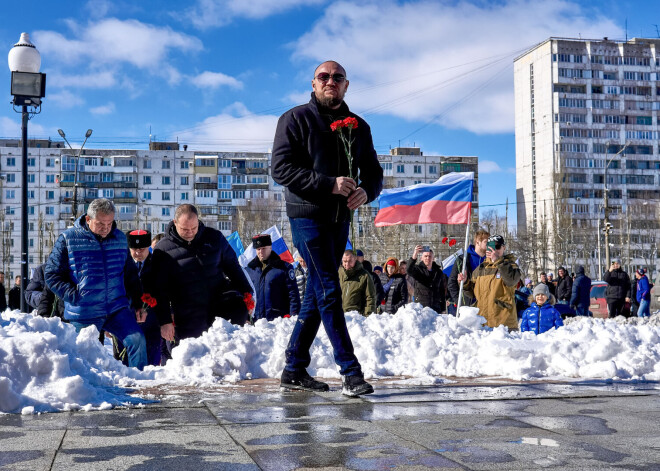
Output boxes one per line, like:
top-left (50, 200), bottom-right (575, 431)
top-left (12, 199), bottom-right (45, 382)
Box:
top-left (97, 181), bottom-right (138, 189)
top-left (194, 182), bottom-right (217, 190)
top-left (114, 196), bottom-right (138, 204)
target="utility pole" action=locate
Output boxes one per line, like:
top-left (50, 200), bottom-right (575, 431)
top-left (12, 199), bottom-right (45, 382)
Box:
top-left (603, 144), bottom-right (627, 268)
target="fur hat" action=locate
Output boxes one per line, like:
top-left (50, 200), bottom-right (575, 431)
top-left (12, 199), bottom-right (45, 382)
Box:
top-left (127, 229), bottom-right (151, 249)
top-left (252, 234), bottom-right (272, 248)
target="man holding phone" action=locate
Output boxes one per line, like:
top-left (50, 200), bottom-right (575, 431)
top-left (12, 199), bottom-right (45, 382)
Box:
top-left (465, 235), bottom-right (522, 330)
top-left (407, 245), bottom-right (447, 313)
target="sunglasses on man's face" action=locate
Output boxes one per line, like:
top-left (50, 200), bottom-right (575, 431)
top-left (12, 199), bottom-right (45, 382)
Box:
top-left (315, 73), bottom-right (346, 83)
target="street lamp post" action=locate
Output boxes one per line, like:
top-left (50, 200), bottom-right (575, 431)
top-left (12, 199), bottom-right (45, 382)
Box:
top-left (8, 33), bottom-right (46, 313)
top-left (57, 129), bottom-right (93, 221)
top-left (603, 144), bottom-right (628, 269)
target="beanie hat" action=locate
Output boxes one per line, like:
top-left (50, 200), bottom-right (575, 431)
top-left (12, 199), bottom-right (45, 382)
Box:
top-left (533, 283), bottom-right (550, 297)
top-left (486, 234), bottom-right (505, 250)
top-left (524, 278), bottom-right (532, 285)
top-left (127, 229), bottom-right (151, 249)
top-left (637, 268), bottom-right (646, 276)
top-left (374, 265), bottom-right (383, 272)
top-left (356, 249), bottom-right (364, 257)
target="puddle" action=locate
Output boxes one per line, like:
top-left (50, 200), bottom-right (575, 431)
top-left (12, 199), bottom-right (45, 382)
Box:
top-left (509, 437), bottom-right (560, 447)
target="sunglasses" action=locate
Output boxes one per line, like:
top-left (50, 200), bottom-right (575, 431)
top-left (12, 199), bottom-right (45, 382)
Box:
top-left (315, 73), bottom-right (346, 83)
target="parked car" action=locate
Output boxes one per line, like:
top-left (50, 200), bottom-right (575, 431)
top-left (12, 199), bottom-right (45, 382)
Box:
top-left (589, 281), bottom-right (631, 319)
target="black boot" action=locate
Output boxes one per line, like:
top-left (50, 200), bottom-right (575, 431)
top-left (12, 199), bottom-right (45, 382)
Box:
top-left (342, 374), bottom-right (374, 397)
top-left (280, 369), bottom-right (329, 392)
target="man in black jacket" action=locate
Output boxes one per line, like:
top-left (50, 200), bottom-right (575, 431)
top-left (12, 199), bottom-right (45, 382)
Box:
top-left (407, 245), bottom-right (448, 313)
top-left (152, 204), bottom-right (253, 342)
top-left (0, 271), bottom-right (7, 312)
top-left (603, 258), bottom-right (631, 317)
top-left (272, 60), bottom-right (383, 397)
top-left (555, 266), bottom-right (573, 305)
top-left (8, 276), bottom-right (21, 310)
top-left (246, 234), bottom-right (300, 322)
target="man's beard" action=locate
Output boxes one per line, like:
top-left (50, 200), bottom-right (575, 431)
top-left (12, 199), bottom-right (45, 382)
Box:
top-left (316, 93), bottom-right (343, 108)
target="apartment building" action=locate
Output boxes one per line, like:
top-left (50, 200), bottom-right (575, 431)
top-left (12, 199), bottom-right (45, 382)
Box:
top-left (0, 141), bottom-right (477, 278)
top-left (514, 37), bottom-right (660, 277)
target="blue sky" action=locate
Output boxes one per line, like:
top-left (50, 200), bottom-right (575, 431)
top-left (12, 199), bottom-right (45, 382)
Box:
top-left (1, 0), bottom-right (655, 225)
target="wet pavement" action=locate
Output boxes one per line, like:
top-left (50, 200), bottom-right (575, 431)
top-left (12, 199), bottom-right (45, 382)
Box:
top-left (1, 378), bottom-right (660, 470)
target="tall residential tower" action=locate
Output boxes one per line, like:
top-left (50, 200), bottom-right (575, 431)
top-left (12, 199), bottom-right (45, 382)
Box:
top-left (515, 37), bottom-right (660, 278)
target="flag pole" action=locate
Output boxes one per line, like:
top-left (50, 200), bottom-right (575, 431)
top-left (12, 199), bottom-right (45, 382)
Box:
top-left (455, 215), bottom-right (472, 318)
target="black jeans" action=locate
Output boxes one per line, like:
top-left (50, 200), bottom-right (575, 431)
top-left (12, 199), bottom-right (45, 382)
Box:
top-left (607, 299), bottom-right (626, 317)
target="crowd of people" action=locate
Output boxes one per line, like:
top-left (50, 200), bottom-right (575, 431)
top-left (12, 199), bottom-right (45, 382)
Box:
top-left (3, 59), bottom-right (656, 398)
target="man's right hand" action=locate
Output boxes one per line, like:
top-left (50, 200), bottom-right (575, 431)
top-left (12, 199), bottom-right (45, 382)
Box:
top-left (412, 245), bottom-right (423, 260)
top-left (161, 323), bottom-right (175, 341)
top-left (332, 177), bottom-right (356, 197)
top-left (457, 273), bottom-right (466, 282)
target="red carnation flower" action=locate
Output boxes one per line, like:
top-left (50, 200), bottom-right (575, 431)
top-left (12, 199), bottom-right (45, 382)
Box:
top-left (449, 239), bottom-right (457, 247)
top-left (141, 293), bottom-right (157, 309)
top-left (342, 117), bottom-right (358, 129)
top-left (442, 237), bottom-right (448, 244)
top-left (330, 119), bottom-right (344, 131)
top-left (243, 292), bottom-right (255, 312)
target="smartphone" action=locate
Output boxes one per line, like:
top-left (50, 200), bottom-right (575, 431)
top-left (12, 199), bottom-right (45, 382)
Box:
top-left (422, 246), bottom-right (431, 252)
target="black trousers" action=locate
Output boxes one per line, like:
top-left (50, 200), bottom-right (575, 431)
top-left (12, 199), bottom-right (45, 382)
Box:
top-left (607, 299), bottom-right (626, 317)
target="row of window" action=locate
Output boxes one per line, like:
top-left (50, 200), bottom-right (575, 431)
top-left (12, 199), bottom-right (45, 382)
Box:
top-left (380, 163), bottom-right (439, 174)
top-left (558, 68), bottom-right (659, 80)
top-left (554, 54), bottom-right (657, 67)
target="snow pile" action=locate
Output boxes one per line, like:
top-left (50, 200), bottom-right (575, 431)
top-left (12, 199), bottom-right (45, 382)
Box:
top-left (157, 304), bottom-right (660, 385)
top-left (0, 310), bottom-right (150, 414)
top-left (2, 304), bottom-right (660, 414)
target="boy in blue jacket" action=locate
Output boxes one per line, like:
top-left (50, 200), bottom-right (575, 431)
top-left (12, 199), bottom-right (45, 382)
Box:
top-left (521, 283), bottom-right (564, 334)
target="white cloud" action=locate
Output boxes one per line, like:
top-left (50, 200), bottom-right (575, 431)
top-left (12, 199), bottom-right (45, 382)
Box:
top-left (190, 71), bottom-right (243, 89)
top-left (47, 90), bottom-right (86, 109)
top-left (90, 102), bottom-right (116, 115)
top-left (479, 160), bottom-right (503, 174)
top-left (0, 117), bottom-right (49, 138)
top-left (290, 0), bottom-right (622, 134)
top-left (34, 18), bottom-right (202, 69)
top-left (171, 102), bottom-right (278, 152)
top-left (48, 71), bottom-right (118, 89)
top-left (182, 0), bottom-right (323, 29)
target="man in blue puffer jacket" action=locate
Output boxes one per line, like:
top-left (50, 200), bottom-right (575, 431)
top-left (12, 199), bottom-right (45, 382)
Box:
top-left (44, 199), bottom-right (147, 369)
top-left (521, 283), bottom-right (564, 334)
top-left (246, 234), bottom-right (300, 322)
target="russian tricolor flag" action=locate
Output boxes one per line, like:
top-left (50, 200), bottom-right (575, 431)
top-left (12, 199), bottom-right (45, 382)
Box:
top-left (375, 172), bottom-right (474, 227)
top-left (238, 225), bottom-right (294, 267)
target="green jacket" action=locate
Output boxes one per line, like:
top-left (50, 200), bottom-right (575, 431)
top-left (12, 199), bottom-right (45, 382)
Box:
top-left (338, 261), bottom-right (377, 316)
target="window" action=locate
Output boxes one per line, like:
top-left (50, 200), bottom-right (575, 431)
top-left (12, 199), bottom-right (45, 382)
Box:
top-left (180, 161), bottom-right (189, 169)
top-left (6, 174), bottom-right (15, 183)
top-left (233, 190), bottom-right (245, 199)
top-left (28, 174), bottom-right (35, 183)
top-left (27, 190), bottom-right (35, 199)
top-left (28, 206), bottom-right (35, 215)
top-left (143, 175), bottom-right (152, 185)
top-left (195, 158), bottom-right (215, 167)
top-left (46, 190), bottom-right (55, 199)
top-left (27, 158), bottom-right (35, 167)
top-left (219, 221), bottom-right (232, 231)
top-left (181, 176), bottom-right (189, 185)
top-left (5, 190), bottom-right (15, 199)
top-left (219, 159), bottom-right (232, 168)
top-left (162, 160), bottom-right (171, 169)
top-left (143, 191), bottom-right (151, 200)
top-left (46, 158), bottom-right (55, 167)
top-left (413, 165), bottom-right (422, 174)
top-left (220, 191), bottom-right (232, 199)
top-left (162, 207), bottom-right (170, 216)
top-left (218, 175), bottom-right (231, 189)
top-left (102, 189), bottom-right (114, 198)
top-left (396, 164), bottom-right (405, 173)
top-left (181, 192), bottom-right (189, 200)
top-left (162, 176), bottom-right (171, 185)
top-left (558, 98), bottom-right (586, 108)
top-left (162, 192), bottom-right (171, 201)
top-left (428, 165), bottom-right (437, 174)
top-left (603, 72), bottom-right (617, 80)
top-left (46, 206), bottom-right (54, 215)
top-left (143, 159), bottom-right (151, 169)
top-left (46, 174), bottom-right (55, 183)
top-left (6, 157), bottom-right (15, 167)
top-left (636, 116), bottom-right (652, 125)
